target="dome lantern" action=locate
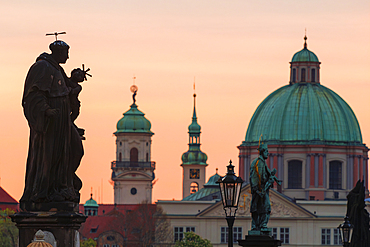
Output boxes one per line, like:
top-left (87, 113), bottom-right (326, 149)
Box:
top-left (290, 35), bottom-right (321, 84)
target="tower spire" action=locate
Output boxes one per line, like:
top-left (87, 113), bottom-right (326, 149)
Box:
top-left (193, 78), bottom-right (197, 121)
top-left (304, 29), bottom-right (307, 49)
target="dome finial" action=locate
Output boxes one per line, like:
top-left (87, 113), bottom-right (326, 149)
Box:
top-left (130, 75), bottom-right (138, 104)
top-left (304, 29), bottom-right (307, 49)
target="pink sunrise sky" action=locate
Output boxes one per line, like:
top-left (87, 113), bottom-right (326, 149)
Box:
top-left (0, 1), bottom-right (369, 204)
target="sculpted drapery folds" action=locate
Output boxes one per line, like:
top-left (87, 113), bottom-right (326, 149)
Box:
top-left (21, 40), bottom-right (86, 207)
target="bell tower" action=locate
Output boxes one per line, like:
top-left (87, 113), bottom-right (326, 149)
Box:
top-left (181, 91), bottom-right (208, 199)
top-left (111, 84), bottom-right (155, 204)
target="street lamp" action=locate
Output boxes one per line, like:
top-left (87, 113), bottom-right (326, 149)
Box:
top-left (217, 160), bottom-right (244, 247)
top-left (337, 216), bottom-right (354, 247)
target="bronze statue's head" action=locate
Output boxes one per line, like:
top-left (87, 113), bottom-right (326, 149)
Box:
top-left (49, 40), bottom-right (70, 64)
top-left (257, 144), bottom-right (269, 159)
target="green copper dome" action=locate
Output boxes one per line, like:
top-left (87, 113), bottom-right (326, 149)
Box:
top-left (182, 150), bottom-right (208, 165)
top-left (84, 195), bottom-right (99, 208)
top-left (291, 48), bottom-right (319, 62)
top-left (116, 103), bottom-right (153, 134)
top-left (243, 83), bottom-right (363, 146)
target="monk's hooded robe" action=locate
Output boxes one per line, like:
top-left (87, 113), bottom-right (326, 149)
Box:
top-left (21, 52), bottom-right (83, 205)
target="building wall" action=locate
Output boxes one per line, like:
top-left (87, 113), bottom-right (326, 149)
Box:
top-left (115, 133), bottom-right (152, 162)
top-left (238, 145), bottom-right (368, 200)
top-left (157, 189), bottom-right (353, 247)
top-left (114, 179), bottom-right (152, 204)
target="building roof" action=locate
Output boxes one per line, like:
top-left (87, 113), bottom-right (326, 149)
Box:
top-left (84, 194), bottom-right (99, 208)
top-left (116, 103), bottom-right (153, 134)
top-left (79, 204), bottom-right (157, 241)
top-left (242, 82), bottom-right (363, 146)
top-left (0, 186), bottom-right (18, 204)
top-left (182, 173), bottom-right (221, 201)
top-left (291, 36), bottom-right (319, 63)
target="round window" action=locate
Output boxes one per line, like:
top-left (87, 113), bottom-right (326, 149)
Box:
top-left (131, 187), bottom-right (137, 195)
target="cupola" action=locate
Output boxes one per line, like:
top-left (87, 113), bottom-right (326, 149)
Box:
top-left (290, 35), bottom-right (321, 84)
top-left (84, 193), bottom-right (99, 216)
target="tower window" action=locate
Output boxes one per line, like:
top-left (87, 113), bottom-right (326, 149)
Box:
top-left (311, 69), bottom-right (315, 82)
top-left (292, 68), bottom-right (296, 83)
top-left (301, 68), bottom-right (306, 82)
top-left (130, 148), bottom-right (138, 166)
top-left (190, 182), bottom-right (199, 194)
top-left (146, 153), bottom-right (149, 162)
top-left (119, 152), bottom-right (122, 162)
top-left (120, 141), bottom-right (122, 146)
top-left (288, 160), bottom-right (302, 188)
top-left (329, 161), bottom-right (342, 189)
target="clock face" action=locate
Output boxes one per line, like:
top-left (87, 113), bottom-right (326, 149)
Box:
top-left (190, 169), bottom-right (200, 179)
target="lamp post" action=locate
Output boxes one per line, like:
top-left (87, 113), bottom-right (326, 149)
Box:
top-left (217, 160), bottom-right (244, 247)
top-left (337, 216), bottom-right (353, 247)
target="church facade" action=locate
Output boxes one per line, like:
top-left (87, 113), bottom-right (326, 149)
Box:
top-left (157, 36), bottom-right (369, 247)
top-left (238, 36), bottom-right (368, 201)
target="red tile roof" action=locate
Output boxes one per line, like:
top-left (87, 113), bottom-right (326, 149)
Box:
top-left (0, 186), bottom-right (18, 204)
top-left (0, 186), bottom-right (19, 212)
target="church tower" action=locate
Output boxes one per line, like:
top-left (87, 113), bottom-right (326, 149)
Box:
top-left (181, 92), bottom-right (208, 199)
top-left (111, 84), bottom-right (155, 204)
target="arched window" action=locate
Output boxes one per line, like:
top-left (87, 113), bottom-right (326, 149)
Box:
top-left (146, 153), bottom-right (149, 162)
top-left (292, 68), bottom-right (296, 82)
top-left (288, 160), bottom-right (302, 188)
top-left (311, 69), bottom-right (315, 82)
top-left (301, 68), bottom-right (306, 82)
top-left (329, 161), bottom-right (342, 189)
top-left (190, 182), bottom-right (199, 194)
top-left (130, 148), bottom-right (138, 166)
top-left (119, 152), bottom-right (122, 162)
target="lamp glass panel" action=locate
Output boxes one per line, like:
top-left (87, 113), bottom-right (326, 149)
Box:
top-left (348, 228), bottom-right (353, 243)
top-left (233, 183), bottom-right (242, 207)
top-left (219, 183), bottom-right (226, 207)
top-left (343, 228), bottom-right (349, 242)
top-left (226, 183), bottom-right (234, 207)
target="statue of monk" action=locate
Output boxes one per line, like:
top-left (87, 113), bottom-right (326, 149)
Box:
top-left (20, 40), bottom-right (86, 209)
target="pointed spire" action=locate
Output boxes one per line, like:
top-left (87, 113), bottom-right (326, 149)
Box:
top-left (192, 77), bottom-right (197, 120)
top-left (192, 91), bottom-right (197, 121)
top-left (304, 29), bottom-right (307, 49)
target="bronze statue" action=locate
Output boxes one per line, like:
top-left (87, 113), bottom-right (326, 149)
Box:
top-left (250, 143), bottom-right (280, 232)
top-left (20, 39), bottom-right (90, 210)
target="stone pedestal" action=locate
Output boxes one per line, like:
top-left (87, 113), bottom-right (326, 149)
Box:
top-left (11, 211), bottom-right (86, 247)
top-left (238, 235), bottom-right (282, 247)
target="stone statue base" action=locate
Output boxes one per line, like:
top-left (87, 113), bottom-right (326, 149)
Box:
top-left (248, 228), bottom-right (272, 236)
top-left (20, 201), bottom-right (79, 212)
top-left (238, 234), bottom-right (282, 247)
top-left (11, 211), bottom-right (86, 247)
